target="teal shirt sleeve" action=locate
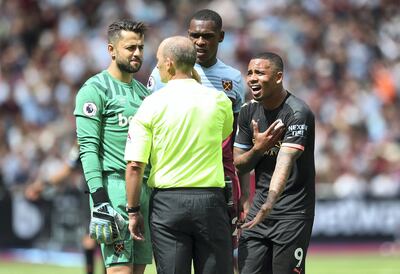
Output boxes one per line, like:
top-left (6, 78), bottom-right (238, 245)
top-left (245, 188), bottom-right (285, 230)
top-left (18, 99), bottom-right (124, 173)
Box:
top-left (74, 84), bottom-right (104, 193)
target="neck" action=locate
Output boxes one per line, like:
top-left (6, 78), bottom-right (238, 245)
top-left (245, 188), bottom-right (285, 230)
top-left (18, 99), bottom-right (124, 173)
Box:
top-left (107, 63), bottom-right (133, 83)
top-left (262, 87), bottom-right (287, 110)
top-left (170, 71), bottom-right (192, 80)
top-left (198, 58), bottom-right (217, 68)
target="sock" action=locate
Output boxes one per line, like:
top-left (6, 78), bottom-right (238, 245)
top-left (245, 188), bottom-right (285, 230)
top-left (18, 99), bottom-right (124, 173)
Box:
top-left (84, 247), bottom-right (95, 274)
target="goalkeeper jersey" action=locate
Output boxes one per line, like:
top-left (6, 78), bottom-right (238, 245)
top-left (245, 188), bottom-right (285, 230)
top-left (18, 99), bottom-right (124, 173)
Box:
top-left (74, 70), bottom-right (150, 193)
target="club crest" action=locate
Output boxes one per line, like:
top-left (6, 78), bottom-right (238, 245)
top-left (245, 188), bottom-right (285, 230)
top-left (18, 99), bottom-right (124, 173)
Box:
top-left (114, 242), bottom-right (125, 254)
top-left (222, 79), bottom-right (233, 91)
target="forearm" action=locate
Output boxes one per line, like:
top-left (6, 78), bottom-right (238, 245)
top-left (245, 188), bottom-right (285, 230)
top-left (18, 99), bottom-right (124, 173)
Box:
top-left (76, 116), bottom-right (103, 192)
top-left (263, 148), bottom-right (300, 210)
top-left (125, 161), bottom-right (145, 208)
top-left (234, 147), bottom-right (263, 174)
top-left (238, 172), bottom-right (251, 200)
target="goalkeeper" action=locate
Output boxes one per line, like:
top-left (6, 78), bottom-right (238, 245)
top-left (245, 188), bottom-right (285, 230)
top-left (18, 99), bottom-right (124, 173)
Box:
top-left (74, 19), bottom-right (152, 274)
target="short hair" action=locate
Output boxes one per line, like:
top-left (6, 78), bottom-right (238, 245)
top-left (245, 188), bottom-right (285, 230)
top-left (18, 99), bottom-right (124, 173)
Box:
top-left (162, 36), bottom-right (196, 73)
top-left (190, 9), bottom-right (222, 30)
top-left (253, 52), bottom-right (284, 73)
top-left (107, 19), bottom-right (147, 43)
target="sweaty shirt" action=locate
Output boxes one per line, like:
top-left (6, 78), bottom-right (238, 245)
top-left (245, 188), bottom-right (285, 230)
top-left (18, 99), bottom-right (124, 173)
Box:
top-left (234, 92), bottom-right (315, 220)
top-left (74, 70), bottom-right (150, 193)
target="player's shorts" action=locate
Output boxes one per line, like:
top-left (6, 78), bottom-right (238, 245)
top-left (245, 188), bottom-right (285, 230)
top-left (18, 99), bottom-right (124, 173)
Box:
top-left (99, 172), bottom-right (152, 267)
top-left (238, 218), bottom-right (314, 274)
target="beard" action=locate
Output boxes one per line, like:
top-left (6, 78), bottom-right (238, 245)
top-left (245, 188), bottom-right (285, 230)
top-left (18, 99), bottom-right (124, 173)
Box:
top-left (116, 57), bottom-right (142, 73)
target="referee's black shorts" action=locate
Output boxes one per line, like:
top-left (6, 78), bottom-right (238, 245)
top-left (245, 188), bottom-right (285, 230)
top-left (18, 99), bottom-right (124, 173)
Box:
top-left (149, 187), bottom-right (234, 274)
top-left (238, 218), bottom-right (314, 274)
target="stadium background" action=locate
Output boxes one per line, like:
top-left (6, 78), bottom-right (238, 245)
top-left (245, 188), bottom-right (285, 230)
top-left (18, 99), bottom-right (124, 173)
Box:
top-left (0, 0), bottom-right (399, 273)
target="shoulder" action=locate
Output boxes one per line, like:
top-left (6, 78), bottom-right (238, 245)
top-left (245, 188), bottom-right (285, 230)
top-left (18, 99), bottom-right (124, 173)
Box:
top-left (215, 59), bottom-right (243, 80)
top-left (286, 93), bottom-right (314, 117)
top-left (78, 71), bottom-right (108, 96)
top-left (240, 99), bottom-right (260, 112)
top-left (133, 79), bottom-right (151, 97)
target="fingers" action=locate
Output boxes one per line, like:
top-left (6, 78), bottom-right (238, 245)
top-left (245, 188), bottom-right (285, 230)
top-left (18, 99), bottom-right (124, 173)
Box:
top-left (240, 219), bottom-right (255, 229)
top-left (252, 120), bottom-right (259, 135)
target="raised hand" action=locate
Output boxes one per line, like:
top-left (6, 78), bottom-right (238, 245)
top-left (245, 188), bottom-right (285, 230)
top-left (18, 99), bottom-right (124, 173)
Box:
top-left (252, 119), bottom-right (285, 155)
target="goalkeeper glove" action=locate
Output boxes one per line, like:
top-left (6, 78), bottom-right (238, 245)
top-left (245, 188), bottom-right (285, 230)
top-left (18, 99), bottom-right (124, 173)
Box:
top-left (89, 202), bottom-right (126, 244)
top-left (89, 188), bottom-right (126, 244)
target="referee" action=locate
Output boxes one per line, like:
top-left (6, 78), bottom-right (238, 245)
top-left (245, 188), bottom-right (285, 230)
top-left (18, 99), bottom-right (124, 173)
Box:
top-left (124, 36), bottom-right (234, 274)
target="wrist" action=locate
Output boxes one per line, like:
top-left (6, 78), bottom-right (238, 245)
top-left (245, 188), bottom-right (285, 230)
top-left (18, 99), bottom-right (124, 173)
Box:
top-left (252, 146), bottom-right (265, 157)
top-left (91, 188), bottom-right (109, 206)
top-left (126, 205), bottom-right (141, 214)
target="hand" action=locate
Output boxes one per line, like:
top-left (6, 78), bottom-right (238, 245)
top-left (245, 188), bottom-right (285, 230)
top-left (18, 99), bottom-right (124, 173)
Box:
top-left (240, 203), bottom-right (272, 229)
top-left (128, 212), bottom-right (145, 241)
top-left (238, 195), bottom-right (251, 222)
top-left (24, 181), bottom-right (45, 201)
top-left (252, 119), bottom-right (285, 155)
top-left (89, 203), bottom-right (126, 244)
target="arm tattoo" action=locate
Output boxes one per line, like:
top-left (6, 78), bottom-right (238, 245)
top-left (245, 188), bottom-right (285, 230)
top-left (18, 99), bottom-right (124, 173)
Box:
top-left (265, 147), bottom-right (302, 208)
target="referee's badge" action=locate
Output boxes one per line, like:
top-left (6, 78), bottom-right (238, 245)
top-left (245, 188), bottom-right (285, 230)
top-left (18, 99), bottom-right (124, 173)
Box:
top-left (222, 79), bottom-right (233, 91)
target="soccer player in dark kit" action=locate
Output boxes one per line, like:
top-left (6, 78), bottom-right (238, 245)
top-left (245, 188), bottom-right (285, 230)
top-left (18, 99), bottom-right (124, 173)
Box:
top-left (234, 52), bottom-right (315, 274)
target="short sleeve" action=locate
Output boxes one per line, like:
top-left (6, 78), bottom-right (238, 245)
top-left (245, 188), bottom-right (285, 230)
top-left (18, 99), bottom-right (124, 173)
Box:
top-left (234, 104), bottom-right (253, 150)
top-left (147, 67), bottom-right (166, 93)
top-left (124, 98), bottom-right (153, 163)
top-left (281, 108), bottom-right (314, 151)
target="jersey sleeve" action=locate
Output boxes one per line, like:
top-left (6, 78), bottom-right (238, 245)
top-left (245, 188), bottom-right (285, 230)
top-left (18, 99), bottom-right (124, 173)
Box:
top-left (124, 98), bottom-right (153, 163)
top-left (232, 76), bottom-right (245, 114)
top-left (281, 108), bottom-right (314, 151)
top-left (234, 104), bottom-right (253, 150)
top-left (73, 84), bottom-right (104, 193)
top-left (146, 67), bottom-right (166, 93)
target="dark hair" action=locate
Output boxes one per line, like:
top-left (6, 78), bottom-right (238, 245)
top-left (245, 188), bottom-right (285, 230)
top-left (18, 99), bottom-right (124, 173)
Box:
top-left (253, 52), bottom-right (284, 73)
top-left (107, 19), bottom-right (147, 43)
top-left (190, 9), bottom-right (222, 30)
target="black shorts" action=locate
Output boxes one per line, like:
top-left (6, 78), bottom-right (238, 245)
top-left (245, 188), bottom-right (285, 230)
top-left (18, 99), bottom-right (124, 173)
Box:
top-left (150, 188), bottom-right (234, 274)
top-left (238, 218), bottom-right (314, 274)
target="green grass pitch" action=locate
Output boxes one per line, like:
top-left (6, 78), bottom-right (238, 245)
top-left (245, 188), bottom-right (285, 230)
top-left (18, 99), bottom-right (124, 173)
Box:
top-left (1, 253), bottom-right (400, 274)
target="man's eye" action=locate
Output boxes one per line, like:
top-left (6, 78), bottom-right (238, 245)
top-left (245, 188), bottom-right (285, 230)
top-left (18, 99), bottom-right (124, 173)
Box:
top-left (189, 33), bottom-right (201, 39)
top-left (202, 34), bottom-right (214, 39)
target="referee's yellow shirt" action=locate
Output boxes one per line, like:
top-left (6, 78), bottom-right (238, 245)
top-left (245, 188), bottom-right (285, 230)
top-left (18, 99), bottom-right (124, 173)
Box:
top-left (124, 79), bottom-right (233, 188)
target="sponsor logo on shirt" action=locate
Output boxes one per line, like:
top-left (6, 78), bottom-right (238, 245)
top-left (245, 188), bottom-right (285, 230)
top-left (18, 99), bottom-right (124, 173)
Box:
top-left (83, 102), bottom-right (97, 117)
top-left (287, 124), bottom-right (308, 137)
top-left (118, 113), bottom-right (134, 127)
top-left (222, 79), bottom-right (233, 91)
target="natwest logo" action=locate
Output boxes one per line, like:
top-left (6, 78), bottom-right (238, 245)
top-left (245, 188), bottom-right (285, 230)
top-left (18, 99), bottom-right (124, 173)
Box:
top-left (118, 113), bottom-right (134, 127)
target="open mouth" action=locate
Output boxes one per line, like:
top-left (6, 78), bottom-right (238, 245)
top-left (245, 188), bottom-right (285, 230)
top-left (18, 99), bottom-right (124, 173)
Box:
top-left (250, 85), bottom-right (262, 97)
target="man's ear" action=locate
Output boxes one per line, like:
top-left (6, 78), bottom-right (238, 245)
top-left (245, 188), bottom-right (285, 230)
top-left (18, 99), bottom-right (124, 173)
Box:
top-left (108, 43), bottom-right (115, 59)
top-left (166, 58), bottom-right (175, 76)
top-left (276, 71), bottom-right (283, 84)
top-left (219, 30), bottom-right (225, 43)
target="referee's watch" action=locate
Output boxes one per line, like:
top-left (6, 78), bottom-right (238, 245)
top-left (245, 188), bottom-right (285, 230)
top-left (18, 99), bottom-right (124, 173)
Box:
top-left (126, 205), bottom-right (141, 214)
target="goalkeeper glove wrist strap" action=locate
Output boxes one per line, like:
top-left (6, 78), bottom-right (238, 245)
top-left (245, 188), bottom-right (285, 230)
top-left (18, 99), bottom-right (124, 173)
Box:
top-left (91, 187), bottom-right (109, 206)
